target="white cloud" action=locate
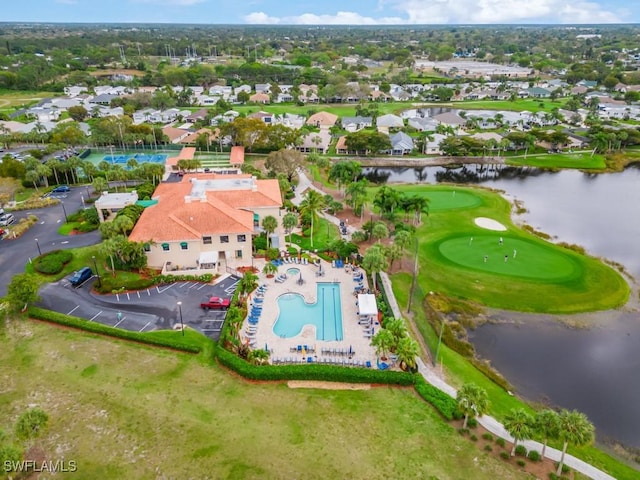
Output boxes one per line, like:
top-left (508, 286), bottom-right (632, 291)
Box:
top-left (245, 0), bottom-right (622, 25)
top-left (382, 0), bottom-right (621, 24)
top-left (244, 10), bottom-right (404, 25)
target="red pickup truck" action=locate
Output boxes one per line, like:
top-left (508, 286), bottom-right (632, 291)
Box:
top-left (200, 296), bottom-right (230, 310)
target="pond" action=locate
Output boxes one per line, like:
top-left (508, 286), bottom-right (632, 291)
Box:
top-left (364, 163), bottom-right (640, 448)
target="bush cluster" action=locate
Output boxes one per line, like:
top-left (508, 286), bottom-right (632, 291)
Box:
top-left (413, 376), bottom-right (461, 420)
top-left (496, 437), bottom-right (506, 448)
top-left (216, 346), bottom-right (415, 385)
top-left (11, 197), bottom-right (59, 211)
top-left (500, 451), bottom-right (510, 460)
top-left (515, 445), bottom-right (527, 457)
top-left (28, 307), bottom-right (202, 353)
top-left (34, 250), bottom-right (73, 274)
top-left (482, 433), bottom-right (494, 441)
top-left (527, 450), bottom-right (541, 462)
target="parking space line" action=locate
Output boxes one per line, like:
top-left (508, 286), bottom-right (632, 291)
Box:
top-left (114, 316), bottom-right (126, 327)
top-left (139, 322), bottom-right (151, 332)
top-left (189, 283), bottom-right (200, 289)
top-left (157, 284), bottom-right (174, 293)
top-left (89, 311), bottom-right (102, 321)
top-left (116, 293), bottom-right (120, 301)
top-left (146, 289), bottom-right (151, 296)
top-left (67, 305), bottom-right (79, 315)
top-left (137, 291), bottom-right (140, 299)
top-left (126, 292), bottom-right (130, 300)
top-left (197, 283), bottom-right (208, 290)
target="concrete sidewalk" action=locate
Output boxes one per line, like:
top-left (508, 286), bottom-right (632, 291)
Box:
top-left (382, 272), bottom-right (615, 480)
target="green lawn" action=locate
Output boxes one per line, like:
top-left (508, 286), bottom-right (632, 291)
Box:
top-left (506, 152), bottom-right (607, 169)
top-left (391, 184), bottom-right (629, 313)
top-left (449, 98), bottom-right (569, 113)
top-left (290, 217), bottom-right (340, 251)
top-left (0, 320), bottom-right (532, 480)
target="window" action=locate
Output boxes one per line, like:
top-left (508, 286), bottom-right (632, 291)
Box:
top-left (180, 242), bottom-right (188, 250)
top-left (203, 236), bottom-right (212, 244)
top-left (253, 213), bottom-right (260, 227)
top-left (161, 243), bottom-right (170, 251)
top-left (236, 250), bottom-right (243, 259)
top-left (220, 235), bottom-right (229, 243)
top-left (143, 243), bottom-right (151, 252)
top-left (237, 234), bottom-right (246, 243)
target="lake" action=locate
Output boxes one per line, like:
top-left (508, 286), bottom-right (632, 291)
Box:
top-left (364, 163), bottom-right (640, 448)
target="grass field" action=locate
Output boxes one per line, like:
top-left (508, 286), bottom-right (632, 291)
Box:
top-left (388, 184), bottom-right (629, 313)
top-left (506, 152), bottom-right (607, 170)
top-left (0, 90), bottom-right (58, 110)
top-left (0, 320), bottom-right (532, 480)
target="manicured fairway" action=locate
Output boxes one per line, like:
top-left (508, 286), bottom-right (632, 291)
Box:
top-left (388, 184), bottom-right (629, 313)
top-left (437, 235), bottom-right (580, 281)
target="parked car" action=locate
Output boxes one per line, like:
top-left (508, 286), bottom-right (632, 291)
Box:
top-left (52, 185), bottom-right (71, 193)
top-left (200, 296), bottom-right (230, 310)
top-left (0, 214), bottom-right (15, 226)
top-left (69, 267), bottom-right (93, 287)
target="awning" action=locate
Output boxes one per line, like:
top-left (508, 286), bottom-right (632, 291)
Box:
top-left (199, 251), bottom-right (219, 265)
top-left (180, 242), bottom-right (188, 248)
top-left (357, 294), bottom-right (378, 316)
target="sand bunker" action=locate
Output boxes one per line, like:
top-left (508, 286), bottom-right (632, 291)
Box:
top-left (475, 217), bottom-right (507, 231)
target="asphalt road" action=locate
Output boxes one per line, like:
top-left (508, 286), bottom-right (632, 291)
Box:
top-left (0, 185), bottom-right (98, 297)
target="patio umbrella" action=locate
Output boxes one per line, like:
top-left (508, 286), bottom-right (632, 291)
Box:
top-left (349, 345), bottom-right (353, 355)
top-left (265, 343), bottom-right (268, 352)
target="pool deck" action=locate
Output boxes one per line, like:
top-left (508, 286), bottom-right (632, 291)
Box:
top-left (242, 259), bottom-right (377, 366)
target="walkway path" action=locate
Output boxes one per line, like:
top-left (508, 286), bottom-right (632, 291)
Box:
top-left (379, 273), bottom-right (616, 480)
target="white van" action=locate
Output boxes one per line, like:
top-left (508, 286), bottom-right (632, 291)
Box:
top-left (0, 213), bottom-right (15, 226)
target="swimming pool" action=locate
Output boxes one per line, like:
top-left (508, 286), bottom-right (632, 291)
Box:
top-left (273, 283), bottom-right (343, 341)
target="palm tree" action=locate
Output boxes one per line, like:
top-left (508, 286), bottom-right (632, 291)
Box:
top-left (410, 195), bottom-right (429, 225)
top-left (395, 336), bottom-right (419, 371)
top-left (384, 317), bottom-right (407, 346)
top-left (261, 215), bottom-right (278, 249)
top-left (299, 189), bottom-right (326, 248)
top-left (371, 222), bottom-right (389, 243)
top-left (99, 238), bottom-right (119, 277)
top-left (370, 329), bottom-right (394, 359)
top-left (504, 408), bottom-right (534, 456)
top-left (456, 383), bottom-right (490, 429)
top-left (345, 178), bottom-right (368, 219)
top-left (282, 212), bottom-right (298, 245)
top-left (556, 410), bottom-right (595, 476)
top-left (393, 230), bottom-right (413, 269)
top-left (385, 243), bottom-right (403, 270)
top-left (247, 349), bottom-right (270, 365)
top-left (263, 262), bottom-right (278, 277)
top-left (238, 270), bottom-right (259, 299)
top-left (362, 244), bottom-right (388, 292)
top-left (534, 409), bottom-right (560, 459)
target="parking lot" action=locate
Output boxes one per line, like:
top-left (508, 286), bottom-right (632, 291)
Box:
top-left (37, 274), bottom-right (240, 340)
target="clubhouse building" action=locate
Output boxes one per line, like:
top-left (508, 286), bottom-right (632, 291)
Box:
top-left (129, 173), bottom-right (282, 274)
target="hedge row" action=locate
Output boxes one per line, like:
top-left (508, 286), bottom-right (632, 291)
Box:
top-left (413, 376), bottom-right (462, 420)
top-left (34, 250), bottom-right (73, 274)
top-left (216, 346), bottom-right (415, 385)
top-left (28, 306), bottom-right (202, 354)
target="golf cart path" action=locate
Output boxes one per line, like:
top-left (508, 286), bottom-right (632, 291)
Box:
top-left (379, 274), bottom-right (616, 480)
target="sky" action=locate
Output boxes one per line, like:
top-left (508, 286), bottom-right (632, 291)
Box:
top-left (4, 0), bottom-right (639, 25)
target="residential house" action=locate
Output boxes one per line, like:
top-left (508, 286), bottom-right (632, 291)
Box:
top-left (388, 131), bottom-right (414, 155)
top-left (209, 85), bottom-right (233, 98)
top-left (296, 128), bottom-right (332, 154)
top-left (306, 111), bottom-right (338, 128)
top-left (26, 107), bottom-right (61, 123)
top-left (133, 108), bottom-right (160, 124)
top-left (234, 85), bottom-right (251, 95)
top-left (185, 109), bottom-right (209, 123)
top-left (248, 111), bottom-right (274, 124)
top-left (210, 110), bottom-right (239, 126)
top-left (128, 173), bottom-right (283, 273)
top-left (524, 87), bottom-right (552, 98)
top-left (408, 117), bottom-right (440, 132)
top-left (424, 133), bottom-right (448, 155)
top-left (432, 111), bottom-right (466, 129)
top-left (64, 86), bottom-right (88, 97)
top-left (255, 84), bottom-right (271, 94)
top-left (275, 92), bottom-right (294, 103)
top-left (369, 90), bottom-right (390, 102)
top-left (194, 95), bottom-right (219, 106)
top-left (273, 113), bottom-right (305, 129)
top-left (162, 126), bottom-right (191, 144)
top-left (341, 116), bottom-right (373, 132)
top-left (249, 93), bottom-right (270, 104)
top-left (376, 113), bottom-right (404, 129)
top-left (88, 94), bottom-right (118, 106)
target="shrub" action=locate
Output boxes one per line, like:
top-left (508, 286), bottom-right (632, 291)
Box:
top-left (527, 450), bottom-right (541, 462)
top-left (499, 451), bottom-right (510, 460)
top-left (516, 459), bottom-right (526, 468)
top-left (34, 250), bottom-right (73, 274)
top-left (76, 222), bottom-right (99, 232)
top-left (481, 433), bottom-right (494, 441)
top-left (496, 437), bottom-right (506, 448)
top-left (467, 417), bottom-right (478, 429)
top-left (413, 376), bottom-right (461, 420)
top-left (484, 444), bottom-right (493, 452)
top-left (457, 428), bottom-right (469, 436)
top-left (514, 445), bottom-right (527, 457)
top-left (470, 434), bottom-right (478, 442)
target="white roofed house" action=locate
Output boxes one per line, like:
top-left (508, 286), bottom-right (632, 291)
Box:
top-left (424, 133), bottom-right (447, 155)
top-left (388, 131), bottom-right (415, 155)
top-left (296, 129), bottom-right (332, 154)
top-left (341, 116), bottom-right (373, 133)
top-left (408, 117), bottom-right (440, 132)
top-left (376, 113), bottom-right (404, 131)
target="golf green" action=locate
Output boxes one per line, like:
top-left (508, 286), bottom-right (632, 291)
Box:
top-left (399, 189), bottom-right (482, 212)
top-left (437, 235), bottom-right (581, 281)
